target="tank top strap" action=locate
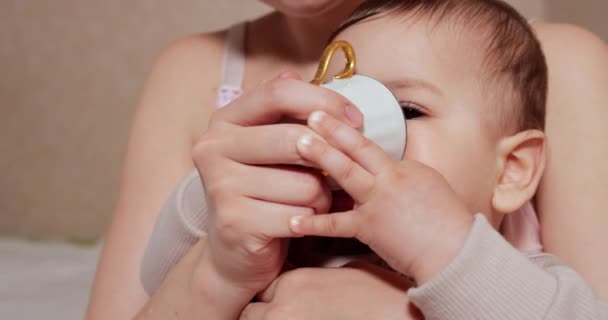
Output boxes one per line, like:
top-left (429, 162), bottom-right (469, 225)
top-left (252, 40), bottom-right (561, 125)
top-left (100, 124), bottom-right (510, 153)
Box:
top-left (216, 22), bottom-right (246, 108)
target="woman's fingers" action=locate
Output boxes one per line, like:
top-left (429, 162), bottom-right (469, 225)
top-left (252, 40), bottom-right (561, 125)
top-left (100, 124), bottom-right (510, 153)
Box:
top-left (289, 211), bottom-right (360, 239)
top-left (296, 133), bottom-right (374, 203)
top-left (307, 111), bottom-right (393, 175)
top-left (221, 199), bottom-right (315, 239)
top-left (221, 124), bottom-right (324, 166)
top-left (237, 165), bottom-right (331, 213)
top-left (212, 76), bottom-right (363, 128)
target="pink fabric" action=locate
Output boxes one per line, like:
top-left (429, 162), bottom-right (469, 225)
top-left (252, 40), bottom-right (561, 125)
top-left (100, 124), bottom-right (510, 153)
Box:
top-left (502, 202), bottom-right (543, 253)
top-left (217, 85), bottom-right (242, 108)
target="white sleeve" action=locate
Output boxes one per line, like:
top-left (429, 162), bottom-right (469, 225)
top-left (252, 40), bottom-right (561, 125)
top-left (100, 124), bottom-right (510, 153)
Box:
top-left (140, 169), bottom-right (209, 295)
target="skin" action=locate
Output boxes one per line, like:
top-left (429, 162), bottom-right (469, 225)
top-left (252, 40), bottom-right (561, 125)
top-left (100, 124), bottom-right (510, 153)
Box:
top-left (86, 2), bottom-right (365, 319)
top-left (532, 23), bottom-right (608, 300)
top-left (185, 72), bottom-right (365, 318)
top-left (289, 13), bottom-right (547, 287)
top-left (86, 0), bottom-right (608, 318)
top-left (289, 105), bottom-right (542, 283)
top-left (328, 17), bottom-right (515, 221)
top-left (240, 262), bottom-right (421, 320)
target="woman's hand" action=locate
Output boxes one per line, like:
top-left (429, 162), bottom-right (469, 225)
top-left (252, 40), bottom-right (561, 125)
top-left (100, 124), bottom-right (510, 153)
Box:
top-left (190, 72), bottom-right (364, 316)
top-left (240, 262), bottom-right (422, 320)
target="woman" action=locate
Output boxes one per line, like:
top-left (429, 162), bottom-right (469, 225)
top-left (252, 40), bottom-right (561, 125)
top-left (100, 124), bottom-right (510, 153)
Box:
top-left (86, 0), bottom-right (608, 319)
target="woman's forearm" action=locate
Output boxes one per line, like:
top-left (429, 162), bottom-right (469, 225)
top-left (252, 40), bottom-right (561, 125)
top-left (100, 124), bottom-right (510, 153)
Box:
top-left (135, 239), bottom-right (250, 320)
top-left (141, 169), bottom-right (204, 295)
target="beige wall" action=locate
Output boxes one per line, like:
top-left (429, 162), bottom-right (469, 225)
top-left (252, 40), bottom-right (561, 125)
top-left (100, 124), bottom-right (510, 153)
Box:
top-left (1, 1), bottom-right (606, 239)
top-left (0, 0), bottom-right (270, 239)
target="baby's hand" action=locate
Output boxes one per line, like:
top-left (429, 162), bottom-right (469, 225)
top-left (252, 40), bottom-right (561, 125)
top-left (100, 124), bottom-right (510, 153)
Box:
top-left (290, 111), bottom-right (474, 283)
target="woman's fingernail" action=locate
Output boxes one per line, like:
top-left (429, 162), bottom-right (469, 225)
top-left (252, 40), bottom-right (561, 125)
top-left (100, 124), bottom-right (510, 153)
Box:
top-left (297, 134), bottom-right (314, 151)
top-left (309, 111), bottom-right (325, 125)
top-left (290, 216), bottom-right (303, 231)
top-left (345, 104), bottom-right (363, 127)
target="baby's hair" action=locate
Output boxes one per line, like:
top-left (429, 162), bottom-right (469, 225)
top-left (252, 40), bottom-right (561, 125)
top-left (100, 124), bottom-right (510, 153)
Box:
top-left (332, 0), bottom-right (548, 133)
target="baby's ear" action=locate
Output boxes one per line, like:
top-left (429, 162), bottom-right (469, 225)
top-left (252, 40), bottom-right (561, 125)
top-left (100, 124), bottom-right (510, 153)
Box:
top-left (492, 130), bottom-right (546, 214)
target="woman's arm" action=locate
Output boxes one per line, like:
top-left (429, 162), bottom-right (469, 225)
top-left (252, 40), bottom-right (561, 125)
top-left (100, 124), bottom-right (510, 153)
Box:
top-left (532, 22), bottom-right (608, 300)
top-left (135, 239), bottom-right (258, 320)
top-left (85, 33), bottom-right (225, 319)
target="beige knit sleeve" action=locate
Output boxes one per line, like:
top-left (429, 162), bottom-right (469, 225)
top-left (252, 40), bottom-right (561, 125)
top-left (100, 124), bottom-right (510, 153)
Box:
top-left (408, 214), bottom-right (608, 320)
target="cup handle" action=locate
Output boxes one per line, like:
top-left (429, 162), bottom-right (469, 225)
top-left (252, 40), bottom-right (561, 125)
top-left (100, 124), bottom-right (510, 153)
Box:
top-left (310, 40), bottom-right (357, 86)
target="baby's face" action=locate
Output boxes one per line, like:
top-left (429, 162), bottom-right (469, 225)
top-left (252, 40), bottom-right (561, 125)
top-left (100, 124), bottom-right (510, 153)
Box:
top-left (336, 17), bottom-right (501, 216)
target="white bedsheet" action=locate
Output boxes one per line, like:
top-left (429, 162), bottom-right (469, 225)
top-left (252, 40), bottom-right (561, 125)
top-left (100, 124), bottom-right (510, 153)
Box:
top-left (0, 238), bottom-right (101, 320)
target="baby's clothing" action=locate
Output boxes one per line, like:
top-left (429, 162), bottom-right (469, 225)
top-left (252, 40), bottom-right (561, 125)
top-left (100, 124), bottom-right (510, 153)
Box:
top-left (141, 22), bottom-right (607, 319)
top-left (409, 214), bottom-right (607, 320)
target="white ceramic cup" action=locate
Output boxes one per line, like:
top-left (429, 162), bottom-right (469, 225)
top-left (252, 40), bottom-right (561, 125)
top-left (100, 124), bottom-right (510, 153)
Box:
top-left (321, 75), bottom-right (407, 161)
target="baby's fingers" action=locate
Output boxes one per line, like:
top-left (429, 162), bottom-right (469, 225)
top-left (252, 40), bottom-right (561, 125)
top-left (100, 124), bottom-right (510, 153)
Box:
top-left (296, 134), bottom-right (373, 202)
top-left (289, 211), bottom-right (360, 238)
top-left (307, 111), bottom-right (393, 175)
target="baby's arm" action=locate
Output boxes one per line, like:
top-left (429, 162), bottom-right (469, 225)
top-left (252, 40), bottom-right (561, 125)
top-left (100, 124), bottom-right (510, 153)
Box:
top-left (290, 110), bottom-right (607, 319)
top-left (408, 215), bottom-right (608, 320)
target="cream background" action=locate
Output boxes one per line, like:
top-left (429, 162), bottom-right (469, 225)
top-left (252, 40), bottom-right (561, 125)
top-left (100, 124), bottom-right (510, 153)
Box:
top-left (1, 1), bottom-right (606, 239)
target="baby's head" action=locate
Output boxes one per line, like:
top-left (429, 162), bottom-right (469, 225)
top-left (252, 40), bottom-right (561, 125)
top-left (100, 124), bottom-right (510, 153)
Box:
top-left (332, 0), bottom-right (548, 227)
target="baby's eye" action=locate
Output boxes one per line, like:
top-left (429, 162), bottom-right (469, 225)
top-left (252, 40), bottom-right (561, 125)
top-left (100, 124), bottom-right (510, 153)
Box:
top-left (400, 102), bottom-right (427, 120)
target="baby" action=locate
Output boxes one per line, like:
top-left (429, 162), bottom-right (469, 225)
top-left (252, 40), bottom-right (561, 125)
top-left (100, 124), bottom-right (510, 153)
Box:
top-left (142, 0), bottom-right (606, 318)
top-left (288, 0), bottom-right (606, 318)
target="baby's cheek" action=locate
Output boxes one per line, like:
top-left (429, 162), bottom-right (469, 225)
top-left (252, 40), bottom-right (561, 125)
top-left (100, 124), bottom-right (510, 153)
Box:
top-left (403, 131), bottom-right (479, 198)
top-left (402, 129), bottom-right (446, 172)
top-left (442, 145), bottom-right (497, 212)
top-left (402, 139), bottom-right (420, 161)
top-left (402, 121), bottom-right (497, 212)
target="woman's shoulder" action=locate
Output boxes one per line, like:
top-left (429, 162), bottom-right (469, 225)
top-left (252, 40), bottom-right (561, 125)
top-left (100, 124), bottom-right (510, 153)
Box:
top-left (139, 29), bottom-right (231, 138)
top-left (153, 29), bottom-right (228, 97)
top-left (531, 22), bottom-right (607, 71)
top-left (155, 30), bottom-right (227, 72)
top-left (531, 22), bottom-right (607, 97)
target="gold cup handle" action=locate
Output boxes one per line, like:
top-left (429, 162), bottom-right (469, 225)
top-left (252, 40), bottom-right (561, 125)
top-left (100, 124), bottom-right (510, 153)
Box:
top-left (310, 41), bottom-right (357, 177)
top-left (310, 40), bottom-right (357, 86)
